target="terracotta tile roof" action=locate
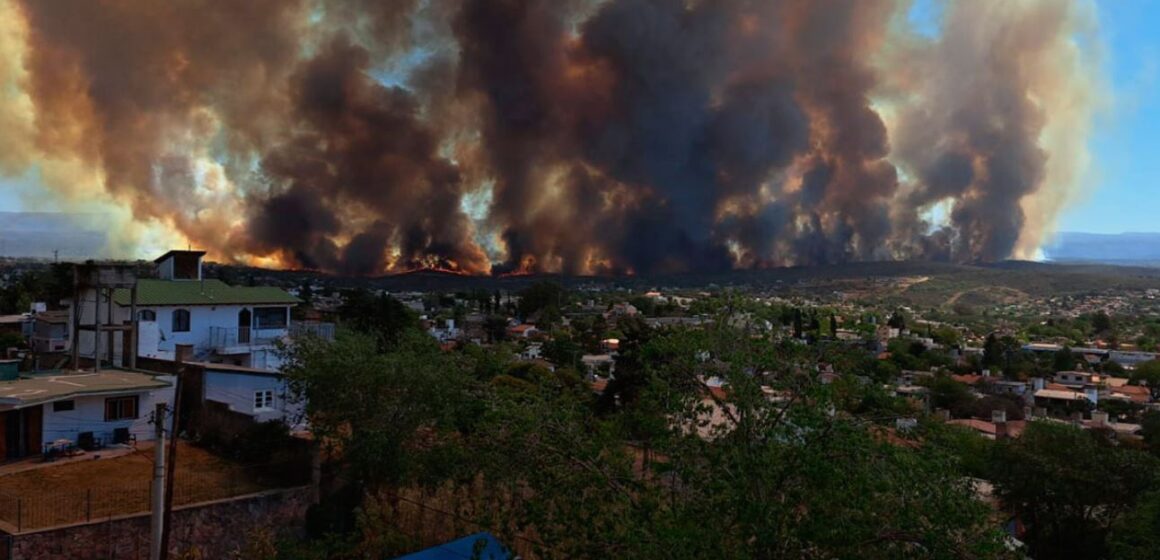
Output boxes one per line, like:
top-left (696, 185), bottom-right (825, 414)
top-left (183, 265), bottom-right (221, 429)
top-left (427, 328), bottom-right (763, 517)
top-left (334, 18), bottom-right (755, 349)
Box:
top-left (1114, 385), bottom-right (1149, 395)
top-left (948, 418), bottom-right (1027, 438)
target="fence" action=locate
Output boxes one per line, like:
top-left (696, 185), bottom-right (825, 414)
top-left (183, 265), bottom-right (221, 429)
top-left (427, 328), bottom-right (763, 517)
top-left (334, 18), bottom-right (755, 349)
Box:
top-left (0, 462), bottom-right (309, 533)
top-left (366, 483), bottom-right (550, 560)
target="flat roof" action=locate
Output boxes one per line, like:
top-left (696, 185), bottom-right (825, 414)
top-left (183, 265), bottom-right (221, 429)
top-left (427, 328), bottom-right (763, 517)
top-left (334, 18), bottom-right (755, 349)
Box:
top-left (1034, 389), bottom-right (1088, 401)
top-left (0, 371), bottom-right (170, 407)
top-left (187, 361), bottom-right (282, 377)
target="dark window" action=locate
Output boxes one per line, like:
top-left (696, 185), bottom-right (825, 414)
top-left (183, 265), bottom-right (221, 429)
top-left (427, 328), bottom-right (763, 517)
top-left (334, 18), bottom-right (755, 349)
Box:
top-left (254, 307), bottom-right (288, 330)
top-left (172, 309), bottom-right (191, 332)
top-left (53, 400), bottom-right (75, 412)
top-left (138, 310), bottom-right (156, 322)
top-left (105, 396), bottom-right (139, 421)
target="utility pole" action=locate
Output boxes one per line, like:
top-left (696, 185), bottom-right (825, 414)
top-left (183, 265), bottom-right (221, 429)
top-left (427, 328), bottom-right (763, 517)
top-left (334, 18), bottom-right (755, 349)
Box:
top-left (150, 403), bottom-right (167, 560)
top-left (159, 363), bottom-right (185, 560)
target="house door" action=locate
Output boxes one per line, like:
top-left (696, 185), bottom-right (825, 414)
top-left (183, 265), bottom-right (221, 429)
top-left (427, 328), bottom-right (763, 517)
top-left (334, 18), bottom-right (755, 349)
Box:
top-left (238, 309), bottom-right (252, 344)
top-left (1, 407), bottom-right (42, 460)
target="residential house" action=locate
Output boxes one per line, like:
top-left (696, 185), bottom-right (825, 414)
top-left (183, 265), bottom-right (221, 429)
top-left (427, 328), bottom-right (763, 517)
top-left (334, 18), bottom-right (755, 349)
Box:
top-left (947, 413), bottom-right (1027, 440)
top-left (507, 324), bottom-right (538, 339)
top-left (581, 354), bottom-right (616, 375)
top-left (191, 362), bottom-right (305, 431)
top-left (0, 369), bottom-right (172, 459)
top-left (1034, 387), bottom-right (1096, 407)
top-left (71, 250), bottom-right (327, 371)
top-left (30, 310), bottom-right (70, 354)
top-left (1053, 371), bottom-right (1098, 388)
top-left (1106, 384), bottom-right (1151, 404)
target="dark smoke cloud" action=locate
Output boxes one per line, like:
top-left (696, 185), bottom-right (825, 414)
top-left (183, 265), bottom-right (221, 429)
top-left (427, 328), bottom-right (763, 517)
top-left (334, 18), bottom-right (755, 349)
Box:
top-left (5, 0), bottom-right (1097, 274)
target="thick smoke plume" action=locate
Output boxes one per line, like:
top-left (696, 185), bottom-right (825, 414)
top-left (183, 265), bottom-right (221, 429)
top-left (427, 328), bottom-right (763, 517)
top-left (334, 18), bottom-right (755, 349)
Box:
top-left (0, 0), bottom-right (1100, 274)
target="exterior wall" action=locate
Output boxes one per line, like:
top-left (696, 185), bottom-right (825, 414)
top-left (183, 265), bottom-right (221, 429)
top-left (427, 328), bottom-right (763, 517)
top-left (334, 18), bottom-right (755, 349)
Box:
top-left (71, 290), bottom-right (292, 370)
top-left (72, 288), bottom-right (118, 364)
top-left (203, 372), bottom-right (303, 429)
top-left (4, 486), bottom-right (311, 560)
top-left (132, 305), bottom-right (289, 366)
top-left (39, 379), bottom-right (175, 444)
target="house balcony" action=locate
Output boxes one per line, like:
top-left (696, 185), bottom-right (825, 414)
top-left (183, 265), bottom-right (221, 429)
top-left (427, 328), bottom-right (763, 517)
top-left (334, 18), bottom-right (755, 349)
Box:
top-left (289, 321), bottom-right (336, 341)
top-left (208, 322), bottom-right (335, 355)
top-left (208, 327), bottom-right (286, 355)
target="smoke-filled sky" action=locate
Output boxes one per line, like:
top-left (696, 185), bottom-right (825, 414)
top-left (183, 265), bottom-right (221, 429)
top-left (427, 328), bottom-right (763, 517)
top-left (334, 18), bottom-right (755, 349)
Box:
top-left (0, 0), bottom-right (1123, 275)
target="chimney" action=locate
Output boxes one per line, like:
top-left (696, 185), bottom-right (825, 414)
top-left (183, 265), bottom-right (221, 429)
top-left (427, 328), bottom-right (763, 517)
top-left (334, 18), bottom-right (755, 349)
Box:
top-left (1091, 411), bottom-right (1109, 428)
top-left (175, 344), bottom-right (194, 366)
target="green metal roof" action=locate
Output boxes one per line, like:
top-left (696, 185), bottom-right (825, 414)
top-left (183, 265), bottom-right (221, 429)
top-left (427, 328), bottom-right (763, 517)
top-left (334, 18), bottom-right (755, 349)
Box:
top-left (113, 279), bottom-right (301, 307)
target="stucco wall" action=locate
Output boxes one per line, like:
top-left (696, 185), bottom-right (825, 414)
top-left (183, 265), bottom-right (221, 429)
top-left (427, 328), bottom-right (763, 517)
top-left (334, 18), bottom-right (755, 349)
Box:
top-left (40, 378), bottom-right (175, 444)
top-left (203, 371), bottom-right (303, 429)
top-left (4, 486), bottom-right (312, 560)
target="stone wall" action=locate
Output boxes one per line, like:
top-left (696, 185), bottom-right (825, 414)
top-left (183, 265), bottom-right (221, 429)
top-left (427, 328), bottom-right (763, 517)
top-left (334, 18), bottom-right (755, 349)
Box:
top-left (4, 486), bottom-right (312, 560)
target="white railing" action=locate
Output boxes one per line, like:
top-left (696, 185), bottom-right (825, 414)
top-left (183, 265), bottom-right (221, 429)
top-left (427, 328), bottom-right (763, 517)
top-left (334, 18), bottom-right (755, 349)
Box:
top-left (289, 322), bottom-right (336, 341)
top-left (209, 322), bottom-right (334, 350)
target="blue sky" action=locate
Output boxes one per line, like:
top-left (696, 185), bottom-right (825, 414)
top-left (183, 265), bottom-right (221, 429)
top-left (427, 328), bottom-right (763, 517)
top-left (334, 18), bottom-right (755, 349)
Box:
top-left (1056, 0), bottom-right (1160, 234)
top-left (2, 1), bottom-right (1157, 236)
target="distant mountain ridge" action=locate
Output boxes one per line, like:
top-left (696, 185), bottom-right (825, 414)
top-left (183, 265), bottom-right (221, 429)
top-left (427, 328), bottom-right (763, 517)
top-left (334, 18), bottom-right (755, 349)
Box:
top-left (0, 212), bottom-right (107, 259)
top-left (1043, 232), bottom-right (1160, 265)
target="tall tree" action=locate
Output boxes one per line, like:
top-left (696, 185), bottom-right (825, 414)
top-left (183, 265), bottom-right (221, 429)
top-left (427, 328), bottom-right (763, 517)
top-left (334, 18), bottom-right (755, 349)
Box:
top-left (991, 422), bottom-right (1160, 559)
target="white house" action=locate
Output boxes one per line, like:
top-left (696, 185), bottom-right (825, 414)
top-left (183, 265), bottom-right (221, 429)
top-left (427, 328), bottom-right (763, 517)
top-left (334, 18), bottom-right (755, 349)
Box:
top-left (191, 362), bottom-right (306, 432)
top-left (0, 369), bottom-right (173, 459)
top-left (72, 250), bottom-right (324, 371)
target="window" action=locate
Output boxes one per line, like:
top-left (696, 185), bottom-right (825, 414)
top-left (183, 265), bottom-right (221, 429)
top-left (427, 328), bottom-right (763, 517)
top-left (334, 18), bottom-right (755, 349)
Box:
top-left (105, 396), bottom-right (139, 421)
top-left (53, 400), bottom-right (75, 412)
top-left (138, 310), bottom-right (156, 322)
top-left (254, 390), bottom-right (275, 412)
top-left (172, 309), bottom-right (191, 332)
top-left (254, 307), bottom-right (288, 330)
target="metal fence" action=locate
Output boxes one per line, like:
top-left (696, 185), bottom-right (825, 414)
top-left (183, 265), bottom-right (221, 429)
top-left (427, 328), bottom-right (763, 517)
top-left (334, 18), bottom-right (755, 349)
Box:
top-left (0, 462), bottom-right (309, 533)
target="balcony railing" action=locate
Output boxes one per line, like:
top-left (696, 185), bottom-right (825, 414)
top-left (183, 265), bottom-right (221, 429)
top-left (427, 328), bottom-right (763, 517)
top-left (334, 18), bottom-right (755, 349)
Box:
top-left (209, 322), bottom-right (335, 352)
top-left (289, 322), bottom-right (336, 341)
top-left (208, 327), bottom-right (286, 351)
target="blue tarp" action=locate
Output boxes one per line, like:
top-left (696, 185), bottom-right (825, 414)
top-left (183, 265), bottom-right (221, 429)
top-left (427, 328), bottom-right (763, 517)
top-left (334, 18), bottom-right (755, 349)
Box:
top-left (395, 532), bottom-right (512, 560)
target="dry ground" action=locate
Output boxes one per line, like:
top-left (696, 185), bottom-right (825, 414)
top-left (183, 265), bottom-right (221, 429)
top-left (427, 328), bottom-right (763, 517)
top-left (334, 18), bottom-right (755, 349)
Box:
top-left (0, 441), bottom-right (267, 530)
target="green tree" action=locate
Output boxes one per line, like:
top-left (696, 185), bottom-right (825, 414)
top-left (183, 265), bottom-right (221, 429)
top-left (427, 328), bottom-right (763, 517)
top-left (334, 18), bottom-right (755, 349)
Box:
top-left (543, 337), bottom-right (582, 370)
top-left (282, 330), bottom-right (476, 490)
top-left (337, 290), bottom-right (418, 350)
top-left (924, 376), bottom-right (974, 418)
top-left (517, 281), bottom-right (567, 325)
top-left (990, 421), bottom-right (1160, 559)
top-left (887, 310), bottom-right (906, 330)
top-left (1130, 360), bottom-right (1160, 400)
top-left (1053, 346), bottom-right (1077, 372)
top-left (1091, 311), bottom-right (1113, 335)
top-left (983, 333), bottom-right (1003, 369)
top-left (1109, 489), bottom-right (1160, 560)
top-left (1142, 411), bottom-right (1160, 456)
